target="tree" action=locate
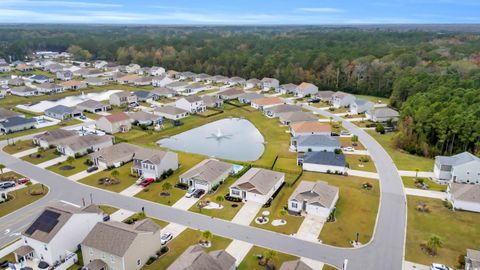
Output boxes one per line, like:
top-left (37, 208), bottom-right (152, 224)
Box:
top-left (110, 170), bottom-right (119, 179)
top-left (66, 156), bottom-right (75, 166)
top-left (280, 209), bottom-right (287, 222)
top-left (263, 249), bottom-right (277, 268)
top-left (162, 182), bottom-right (172, 192)
top-left (427, 235), bottom-right (443, 255)
top-left (215, 195), bottom-right (224, 206)
top-left (375, 123), bottom-right (385, 134)
top-left (201, 230), bottom-right (212, 244)
top-left (351, 135), bottom-right (359, 143)
top-left (67, 45), bottom-right (92, 61)
top-left (0, 164), bottom-right (5, 175)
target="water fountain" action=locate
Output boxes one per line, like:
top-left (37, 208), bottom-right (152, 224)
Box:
top-left (208, 128), bottom-right (231, 140)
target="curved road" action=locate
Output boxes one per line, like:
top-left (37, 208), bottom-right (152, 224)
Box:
top-left (0, 107), bottom-right (406, 270)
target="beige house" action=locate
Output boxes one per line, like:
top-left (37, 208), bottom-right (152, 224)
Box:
top-left (96, 113), bottom-right (132, 134)
top-left (55, 134), bottom-right (114, 157)
top-left (167, 245), bottom-right (235, 270)
top-left (109, 91), bottom-right (138, 107)
top-left (88, 143), bottom-right (139, 168)
top-left (229, 168), bottom-right (285, 204)
top-left (33, 129), bottom-right (78, 149)
top-left (81, 219), bottom-right (161, 270)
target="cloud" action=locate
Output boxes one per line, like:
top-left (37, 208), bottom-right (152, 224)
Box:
top-left (0, 0), bottom-right (121, 8)
top-left (297, 7), bottom-right (344, 13)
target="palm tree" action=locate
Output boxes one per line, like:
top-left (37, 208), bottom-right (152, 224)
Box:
top-left (427, 235), bottom-right (443, 255)
top-left (201, 230), bottom-right (213, 245)
top-left (263, 249), bottom-right (277, 268)
top-left (0, 164), bottom-right (5, 175)
top-left (280, 209), bottom-right (287, 223)
top-left (110, 170), bottom-right (119, 180)
top-left (162, 182), bottom-right (172, 192)
top-left (215, 195), bottom-right (224, 207)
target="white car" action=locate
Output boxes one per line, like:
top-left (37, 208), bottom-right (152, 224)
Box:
top-left (340, 131), bottom-right (351, 136)
top-left (185, 187), bottom-right (196, 198)
top-left (431, 264), bottom-right (452, 270)
top-left (135, 177), bottom-right (145, 185)
top-left (343, 147), bottom-right (355, 152)
top-left (160, 232), bottom-right (173, 245)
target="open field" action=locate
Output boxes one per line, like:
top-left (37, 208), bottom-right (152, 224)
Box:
top-left (406, 196), bottom-right (480, 267)
top-left (0, 184), bottom-right (49, 218)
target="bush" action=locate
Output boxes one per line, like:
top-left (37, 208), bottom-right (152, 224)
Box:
top-left (358, 156), bottom-right (370, 163)
top-left (375, 124), bottom-right (385, 134)
top-left (224, 194), bottom-right (242, 202)
top-left (146, 256), bottom-right (156, 265)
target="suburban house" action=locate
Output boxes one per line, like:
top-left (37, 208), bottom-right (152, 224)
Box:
top-left (0, 108), bottom-right (23, 122)
top-left (10, 86), bottom-right (38, 97)
top-left (0, 76), bottom-right (10, 85)
top-left (182, 82), bottom-right (209, 95)
top-left (194, 73), bottom-right (211, 82)
top-left (30, 75), bottom-right (53, 84)
top-left (237, 92), bottom-right (264, 104)
top-left (81, 219), bottom-right (161, 270)
top-left (16, 64), bottom-right (33, 72)
top-left (229, 168), bottom-right (285, 204)
top-left (207, 75), bottom-right (228, 84)
top-left (55, 134), bottom-right (112, 156)
top-left (96, 113), bottom-right (132, 134)
top-left (60, 80), bottom-right (87, 90)
top-left (165, 81), bottom-right (190, 92)
top-left (227, 76), bottom-right (246, 86)
top-left (45, 105), bottom-right (83, 120)
top-left (128, 111), bottom-right (162, 126)
top-left (264, 104), bottom-right (302, 118)
top-left (167, 245), bottom-right (236, 270)
top-left (56, 71), bottom-right (73, 81)
top-left (33, 129), bottom-right (78, 149)
top-left (279, 83), bottom-right (298, 94)
top-left (130, 148), bottom-right (178, 179)
top-left (433, 152), bottom-right (480, 184)
top-left (9, 78), bottom-right (25, 86)
top-left (365, 107), bottom-right (399, 122)
top-left (280, 260), bottom-right (313, 270)
top-left (85, 77), bottom-right (107, 86)
top-left (154, 106), bottom-right (188, 120)
top-left (202, 95), bottom-right (223, 108)
top-left (278, 111), bottom-right (317, 125)
top-left (331, 91), bottom-right (356, 108)
top-left (0, 64), bottom-right (12, 72)
top-left (116, 74), bottom-right (141, 84)
top-left (149, 66), bottom-right (165, 76)
top-left (447, 183), bottom-right (480, 213)
top-left (88, 143), bottom-right (140, 168)
top-left (132, 90), bottom-right (154, 102)
top-left (251, 97), bottom-right (284, 110)
top-left (76, 99), bottom-right (110, 113)
top-left (465, 249), bottom-right (480, 270)
top-left (291, 134), bottom-right (340, 152)
top-left (217, 88), bottom-right (245, 100)
top-left (109, 91), bottom-right (138, 107)
top-left (288, 181), bottom-right (339, 218)
top-left (0, 116), bottom-right (36, 134)
top-left (261, 77), bottom-right (280, 90)
top-left (295, 82), bottom-right (318, 97)
top-left (14, 202), bottom-right (103, 267)
top-left (151, 75), bottom-right (174, 87)
top-left (289, 122), bottom-right (332, 137)
top-left (350, 99), bottom-right (374, 115)
top-left (151, 87), bottom-right (176, 99)
top-left (177, 71), bottom-right (196, 80)
top-left (179, 159), bottom-right (234, 192)
top-left (298, 151), bottom-right (347, 174)
top-left (133, 77), bottom-right (152, 86)
top-left (36, 83), bottom-right (64, 94)
top-left (245, 78), bottom-right (261, 89)
top-left (175, 95), bottom-right (207, 114)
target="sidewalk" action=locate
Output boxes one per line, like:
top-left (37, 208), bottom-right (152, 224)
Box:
top-left (109, 209), bottom-right (136, 222)
top-left (36, 155), bottom-right (68, 169)
top-left (404, 188), bottom-right (447, 200)
top-left (172, 196), bottom-right (200, 211)
top-left (398, 170), bottom-right (435, 178)
top-left (119, 184), bottom-right (144, 197)
top-left (294, 215), bottom-right (325, 242)
top-left (12, 147), bottom-right (39, 158)
top-left (68, 168), bottom-right (104, 181)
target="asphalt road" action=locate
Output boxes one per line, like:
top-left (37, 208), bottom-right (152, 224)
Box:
top-left (0, 108), bottom-right (406, 270)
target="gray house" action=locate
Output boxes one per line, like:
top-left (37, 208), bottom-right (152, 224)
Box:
top-left (76, 99), bottom-right (110, 113)
top-left (0, 116), bottom-right (36, 133)
top-left (179, 159), bottom-right (234, 192)
top-left (295, 82), bottom-right (318, 97)
top-left (291, 134), bottom-right (341, 152)
top-left (350, 99), bottom-right (374, 115)
top-left (434, 152), bottom-right (480, 184)
top-left (167, 245), bottom-right (235, 270)
top-left (365, 107), bottom-right (399, 122)
top-left (278, 111), bottom-right (317, 125)
top-left (264, 104), bottom-right (302, 118)
top-left (238, 93), bottom-right (264, 104)
top-left (298, 151), bottom-right (347, 174)
top-left (45, 105), bottom-right (83, 120)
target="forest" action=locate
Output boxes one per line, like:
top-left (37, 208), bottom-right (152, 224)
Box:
top-left (0, 25), bottom-right (479, 156)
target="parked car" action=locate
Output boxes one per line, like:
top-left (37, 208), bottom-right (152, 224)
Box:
top-left (308, 98), bottom-right (320, 103)
top-left (343, 147), bottom-right (355, 152)
top-left (160, 232), bottom-right (173, 245)
top-left (340, 131), bottom-right (351, 136)
top-left (430, 264), bottom-right (452, 270)
top-left (140, 178), bottom-right (154, 187)
top-left (331, 132), bottom-right (339, 136)
top-left (16, 178), bottom-right (31, 185)
top-left (79, 115), bottom-right (87, 120)
top-left (0, 181), bottom-right (16, 190)
top-left (38, 261), bottom-right (50, 269)
top-left (193, 189), bottom-right (205, 198)
top-left (102, 215), bottom-right (110, 222)
top-left (86, 166), bottom-right (98, 173)
top-left (185, 187), bottom-right (196, 198)
top-left (136, 177), bottom-right (145, 185)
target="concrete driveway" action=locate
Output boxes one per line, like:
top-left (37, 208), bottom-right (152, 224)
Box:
top-left (231, 201), bottom-right (262, 225)
top-left (67, 168), bottom-right (104, 181)
top-left (294, 215), bottom-right (326, 242)
top-left (109, 209), bottom-right (136, 222)
top-left (119, 184), bottom-right (144, 197)
top-left (12, 147), bottom-right (39, 158)
top-left (172, 196), bottom-right (200, 211)
top-left (36, 155), bottom-right (67, 169)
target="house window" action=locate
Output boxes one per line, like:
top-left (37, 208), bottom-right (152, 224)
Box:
top-left (291, 202), bottom-right (298, 208)
top-left (231, 190), bottom-right (240, 196)
top-left (137, 259), bottom-right (141, 266)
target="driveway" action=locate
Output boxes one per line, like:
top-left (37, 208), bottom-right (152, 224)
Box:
top-left (119, 184), bottom-right (143, 197)
top-left (347, 169), bottom-right (379, 179)
top-left (68, 168), bottom-right (104, 181)
top-left (225, 240), bottom-right (254, 266)
top-left (109, 208), bottom-right (136, 222)
top-left (172, 196), bottom-right (200, 211)
top-left (404, 188), bottom-right (447, 200)
top-left (12, 147), bottom-right (39, 158)
top-left (36, 155), bottom-right (68, 169)
top-left (294, 215), bottom-right (326, 242)
top-left (398, 170), bottom-right (435, 178)
top-left (231, 201), bottom-right (262, 225)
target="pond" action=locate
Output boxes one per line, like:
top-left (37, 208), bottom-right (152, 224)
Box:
top-left (158, 118), bottom-right (265, 161)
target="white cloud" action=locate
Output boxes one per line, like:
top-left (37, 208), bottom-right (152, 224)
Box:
top-left (297, 7), bottom-right (344, 13)
top-left (0, 0), bottom-right (121, 8)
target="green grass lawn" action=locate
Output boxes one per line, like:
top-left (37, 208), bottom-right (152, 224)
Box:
top-left (406, 196), bottom-right (480, 267)
top-left (323, 265), bottom-right (338, 270)
top-left (402, 177), bottom-right (447, 192)
top-left (79, 162), bottom-right (137, 193)
top-left (21, 148), bottom-right (61, 164)
top-left (250, 174), bottom-right (305, 235)
top-left (0, 171), bottom-right (23, 181)
top-left (345, 154), bottom-right (377, 172)
top-left (143, 229), bottom-right (232, 270)
top-left (298, 172), bottom-right (380, 247)
top-left (238, 246), bottom-right (298, 270)
top-left (350, 120), bottom-right (375, 128)
top-left (98, 205), bottom-right (119, 215)
top-left (272, 157), bottom-right (302, 174)
top-left (135, 152), bottom-right (204, 206)
top-left (0, 184), bottom-right (49, 218)
top-left (367, 130), bottom-right (434, 171)
top-left (2, 139), bottom-right (36, 154)
top-left (354, 94), bottom-right (390, 105)
top-left (123, 212), bottom-right (169, 228)
top-left (189, 175), bottom-right (245, 220)
top-left (340, 137), bottom-right (365, 150)
top-left (47, 155), bottom-right (90, 176)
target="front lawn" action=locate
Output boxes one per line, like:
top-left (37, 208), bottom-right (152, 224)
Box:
top-left (123, 212), bottom-right (169, 228)
top-left (406, 196), bottom-right (480, 267)
top-left (354, 94), bottom-right (390, 105)
top-left (2, 139), bottom-right (36, 154)
top-left (47, 155), bottom-right (90, 177)
top-left (272, 157), bottom-right (302, 174)
top-left (0, 184), bottom-right (49, 218)
top-left (367, 131), bottom-right (434, 171)
top-left (21, 148), bottom-right (61, 165)
top-left (142, 229), bottom-right (232, 270)
top-left (238, 246), bottom-right (298, 270)
top-left (98, 205), bottom-right (119, 215)
top-left (79, 162), bottom-right (137, 193)
top-left (340, 137), bottom-right (365, 150)
top-left (345, 154), bottom-right (377, 172)
top-left (298, 172), bottom-right (379, 247)
top-left (402, 177), bottom-right (447, 192)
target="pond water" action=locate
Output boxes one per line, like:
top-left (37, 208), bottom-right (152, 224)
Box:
top-left (158, 118), bottom-right (265, 161)
top-left (16, 90), bottom-right (121, 113)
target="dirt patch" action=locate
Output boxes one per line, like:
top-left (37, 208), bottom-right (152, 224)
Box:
top-left (59, 165), bottom-right (75, 171)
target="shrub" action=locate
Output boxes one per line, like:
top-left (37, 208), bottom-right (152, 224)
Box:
top-left (224, 194), bottom-right (242, 202)
top-left (375, 124), bottom-right (385, 134)
top-left (146, 256), bottom-right (156, 265)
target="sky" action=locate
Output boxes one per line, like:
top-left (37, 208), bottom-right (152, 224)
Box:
top-left (0, 0), bottom-right (479, 25)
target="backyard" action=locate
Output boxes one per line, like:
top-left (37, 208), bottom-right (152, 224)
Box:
top-left (238, 246), bottom-right (298, 270)
top-left (2, 139), bottom-right (36, 154)
top-left (406, 196), bottom-right (480, 267)
top-left (21, 148), bottom-right (61, 165)
top-left (0, 184), bottom-right (49, 218)
top-left (79, 162), bottom-right (137, 193)
top-left (47, 155), bottom-right (90, 177)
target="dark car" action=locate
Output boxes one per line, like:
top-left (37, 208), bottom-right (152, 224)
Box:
top-left (103, 215), bottom-right (110, 222)
top-left (0, 260), bottom-right (9, 268)
top-left (330, 132), bottom-right (339, 136)
top-left (38, 261), bottom-right (49, 269)
top-left (0, 181), bottom-right (16, 190)
top-left (174, 183), bottom-right (189, 190)
top-left (193, 189), bottom-right (205, 198)
top-left (86, 166), bottom-right (98, 173)
top-left (308, 98), bottom-right (320, 103)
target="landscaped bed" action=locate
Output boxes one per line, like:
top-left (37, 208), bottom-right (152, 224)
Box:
top-left (2, 139), bottom-right (36, 154)
top-left (238, 246), bottom-right (298, 270)
top-left (406, 196), bottom-right (480, 267)
top-left (0, 183), bottom-right (49, 218)
top-left (402, 177), bottom-right (446, 192)
top-left (47, 156), bottom-right (91, 177)
top-left (21, 148), bottom-right (61, 165)
top-left (79, 163), bottom-right (137, 193)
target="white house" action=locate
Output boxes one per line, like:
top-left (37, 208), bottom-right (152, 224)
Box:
top-left (350, 99), bottom-right (374, 115)
top-left (447, 183), bottom-right (480, 213)
top-left (179, 159), bottom-right (234, 192)
top-left (131, 148), bottom-right (178, 179)
top-left (175, 95), bottom-right (206, 114)
top-left (251, 97), bottom-right (284, 110)
top-left (434, 152), bottom-right (480, 184)
top-left (10, 86), bottom-right (39, 97)
top-left (294, 82), bottom-right (318, 97)
top-left (229, 168), bottom-right (285, 204)
top-left (298, 151), bottom-right (347, 174)
top-left (260, 77), bottom-right (280, 91)
top-left (14, 202), bottom-right (103, 267)
top-left (56, 134), bottom-right (114, 157)
top-left (365, 107), bottom-right (399, 122)
top-left (154, 106), bottom-right (188, 120)
top-left (288, 181), bottom-right (339, 218)
top-left (331, 91), bottom-right (356, 108)
top-left (245, 78), bottom-right (261, 89)
top-left (151, 75), bottom-right (174, 87)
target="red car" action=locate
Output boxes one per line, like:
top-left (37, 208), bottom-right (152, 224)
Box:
top-left (17, 178), bottom-right (31, 185)
top-left (140, 178), bottom-right (154, 187)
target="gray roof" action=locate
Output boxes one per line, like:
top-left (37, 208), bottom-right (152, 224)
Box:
top-left (111, 91), bottom-right (134, 99)
top-left (266, 104), bottom-right (302, 114)
top-left (167, 245), bottom-right (235, 270)
top-left (280, 83), bottom-right (298, 91)
top-left (133, 90), bottom-right (152, 99)
top-left (85, 77), bottom-right (107, 83)
top-left (450, 183), bottom-right (480, 204)
top-left (369, 107), bottom-right (399, 118)
top-left (218, 88), bottom-right (244, 97)
top-left (152, 87), bottom-right (176, 96)
top-left (0, 116), bottom-right (36, 128)
top-left (278, 111), bottom-right (317, 123)
top-left (183, 95), bottom-right (203, 103)
top-left (11, 86), bottom-right (36, 93)
top-left (353, 99), bottom-right (373, 106)
top-left (85, 259), bottom-right (108, 270)
top-left (301, 151), bottom-right (346, 167)
top-left (238, 92), bottom-right (264, 101)
top-left (0, 108), bottom-right (22, 120)
top-left (155, 106), bottom-right (188, 115)
top-left (315, 91), bottom-right (334, 99)
top-left (436, 152), bottom-right (480, 167)
top-left (246, 78), bottom-right (261, 84)
top-left (57, 134), bottom-right (113, 152)
top-left (231, 168), bottom-right (284, 195)
top-left (128, 111), bottom-right (160, 122)
top-left (294, 134), bottom-right (341, 148)
top-left (166, 81), bottom-right (189, 88)
top-left (45, 105), bottom-right (77, 115)
top-left (180, 159), bottom-right (233, 184)
top-left (289, 181), bottom-right (339, 208)
top-left (89, 142), bottom-right (139, 164)
top-left (82, 219), bottom-right (160, 257)
top-left (279, 260), bottom-right (313, 270)
top-left (34, 128), bottom-right (77, 143)
top-left (77, 99), bottom-right (107, 109)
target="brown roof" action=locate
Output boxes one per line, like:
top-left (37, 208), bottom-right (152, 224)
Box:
top-left (103, 112), bottom-right (130, 123)
top-left (155, 106), bottom-right (188, 116)
top-left (85, 259), bottom-right (108, 270)
top-left (167, 245), bottom-right (235, 270)
top-left (290, 121), bottom-right (331, 134)
top-left (57, 134), bottom-right (113, 152)
top-left (128, 111), bottom-right (160, 122)
top-left (118, 74), bottom-right (141, 81)
top-left (218, 88), bottom-right (244, 97)
top-left (280, 260), bottom-right (313, 270)
top-left (252, 97), bottom-right (283, 106)
top-left (180, 159), bottom-right (233, 184)
top-left (60, 80), bottom-right (85, 87)
top-left (231, 168), bottom-right (284, 195)
top-left (33, 128), bottom-right (78, 143)
top-left (450, 183), bottom-right (480, 203)
top-left (289, 181), bottom-right (339, 208)
top-left (0, 108), bottom-right (23, 119)
top-left (13, 245), bottom-right (34, 257)
top-left (89, 142), bottom-right (139, 164)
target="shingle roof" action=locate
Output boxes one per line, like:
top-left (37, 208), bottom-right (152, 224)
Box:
top-left (231, 168), bottom-right (284, 195)
top-left (111, 91), bottom-right (134, 99)
top-left (183, 95), bottom-right (203, 103)
top-left (103, 112), bottom-right (130, 123)
top-left (252, 97), bottom-right (283, 106)
top-left (89, 143), bottom-right (139, 164)
top-left (11, 86), bottom-right (36, 93)
top-left (294, 134), bottom-right (341, 148)
top-left (128, 111), bottom-right (160, 122)
top-left (45, 105), bottom-right (77, 115)
top-left (167, 245), bottom-right (235, 270)
top-left (180, 159), bottom-right (233, 184)
top-left (0, 108), bottom-right (22, 120)
top-left (77, 99), bottom-right (107, 109)
top-left (33, 128), bottom-right (77, 142)
top-left (218, 88), bottom-right (244, 97)
top-left (467, 249), bottom-right (480, 263)
top-left (369, 107), bottom-right (399, 118)
top-left (238, 93), bottom-right (264, 101)
top-left (290, 121), bottom-right (331, 134)
top-left (301, 151), bottom-right (346, 167)
top-left (155, 106), bottom-right (188, 115)
top-left (279, 260), bottom-right (313, 270)
top-left (289, 181), bottom-right (339, 208)
top-left (152, 87), bottom-right (175, 96)
top-left (57, 134), bottom-right (113, 152)
top-left (450, 183), bottom-right (480, 203)
top-left (436, 152), bottom-right (480, 167)
top-left (266, 104), bottom-right (302, 114)
top-left (280, 83), bottom-right (298, 91)
top-left (278, 111), bottom-right (317, 123)
top-left (0, 116), bottom-right (36, 128)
